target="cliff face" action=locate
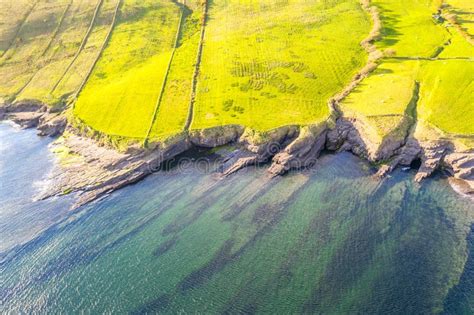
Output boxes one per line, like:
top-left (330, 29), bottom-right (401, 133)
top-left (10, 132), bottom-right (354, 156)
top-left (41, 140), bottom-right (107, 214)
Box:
top-left (1, 101), bottom-right (66, 136)
top-left (1, 101), bottom-right (472, 209)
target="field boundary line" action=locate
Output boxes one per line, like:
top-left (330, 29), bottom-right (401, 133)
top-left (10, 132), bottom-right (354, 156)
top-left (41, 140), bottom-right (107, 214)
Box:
top-left (70, 0), bottom-right (122, 104)
top-left (441, 3), bottom-right (474, 46)
top-left (50, 0), bottom-right (105, 95)
top-left (40, 1), bottom-right (73, 59)
top-left (184, 0), bottom-right (209, 131)
top-left (330, 0), bottom-right (383, 114)
top-left (144, 0), bottom-right (186, 145)
top-left (13, 1), bottom-right (73, 99)
top-left (0, 0), bottom-right (39, 60)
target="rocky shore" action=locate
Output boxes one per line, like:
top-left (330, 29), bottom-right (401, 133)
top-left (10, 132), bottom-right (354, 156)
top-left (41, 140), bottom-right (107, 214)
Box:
top-left (1, 0), bottom-right (471, 206)
top-left (1, 101), bottom-right (472, 210)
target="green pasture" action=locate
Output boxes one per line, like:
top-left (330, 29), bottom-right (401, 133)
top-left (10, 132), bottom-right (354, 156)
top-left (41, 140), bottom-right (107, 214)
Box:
top-left (1, 0), bottom-right (472, 146)
top-left (417, 60), bottom-right (473, 135)
top-left (74, 0), bottom-right (181, 138)
top-left (0, 0), bottom-right (71, 102)
top-left (0, 0), bottom-right (121, 107)
top-left (438, 27), bottom-right (474, 58)
top-left (148, 1), bottom-right (203, 141)
top-left (17, 0), bottom-right (106, 105)
top-left (190, 0), bottom-right (370, 131)
top-left (372, 0), bottom-right (448, 57)
top-left (51, 0), bottom-right (122, 104)
top-left (445, 0), bottom-right (474, 36)
top-left (343, 0), bottom-right (473, 140)
top-left (0, 0), bottom-right (32, 54)
top-left (340, 60), bottom-right (419, 138)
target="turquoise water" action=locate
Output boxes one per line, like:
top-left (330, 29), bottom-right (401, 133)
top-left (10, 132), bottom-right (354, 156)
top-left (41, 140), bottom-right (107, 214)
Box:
top-left (1, 123), bottom-right (473, 314)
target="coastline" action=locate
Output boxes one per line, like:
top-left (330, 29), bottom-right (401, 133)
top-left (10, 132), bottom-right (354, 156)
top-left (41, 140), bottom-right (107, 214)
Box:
top-left (0, 0), bottom-right (471, 207)
top-left (0, 105), bottom-right (472, 209)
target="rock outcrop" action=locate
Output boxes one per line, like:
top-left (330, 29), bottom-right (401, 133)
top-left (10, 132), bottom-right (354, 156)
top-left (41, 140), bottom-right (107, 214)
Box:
top-left (2, 96), bottom-right (472, 209)
top-left (219, 125), bottom-right (299, 176)
top-left (268, 123), bottom-right (327, 176)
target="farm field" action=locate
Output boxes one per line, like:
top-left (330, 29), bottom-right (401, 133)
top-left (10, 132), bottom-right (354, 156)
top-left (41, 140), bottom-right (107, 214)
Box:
top-left (341, 0), bottom-right (473, 141)
top-left (0, 0), bottom-right (472, 144)
top-left (417, 60), bottom-right (473, 135)
top-left (445, 0), bottom-right (474, 36)
top-left (73, 0), bottom-right (182, 139)
top-left (148, 1), bottom-right (204, 141)
top-left (372, 0), bottom-right (448, 57)
top-left (0, 0), bottom-right (33, 54)
top-left (0, 0), bottom-right (71, 102)
top-left (339, 60), bottom-right (419, 139)
top-left (0, 0), bottom-right (120, 107)
top-left (191, 0), bottom-right (370, 131)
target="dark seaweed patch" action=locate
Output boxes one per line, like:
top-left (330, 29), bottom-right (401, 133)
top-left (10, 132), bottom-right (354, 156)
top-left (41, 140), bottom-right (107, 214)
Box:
top-left (152, 237), bottom-right (178, 257)
top-left (131, 294), bottom-right (171, 314)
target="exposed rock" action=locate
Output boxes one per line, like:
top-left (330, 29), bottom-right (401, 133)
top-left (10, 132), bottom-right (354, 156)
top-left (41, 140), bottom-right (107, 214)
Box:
top-left (0, 106), bottom-right (6, 120)
top-left (1, 97), bottom-right (472, 208)
top-left (415, 141), bottom-right (452, 182)
top-left (37, 114), bottom-right (67, 137)
top-left (268, 123), bottom-right (327, 176)
top-left (443, 152), bottom-right (474, 194)
top-left (42, 129), bottom-right (193, 209)
top-left (7, 100), bottom-right (46, 113)
top-left (8, 112), bottom-right (44, 129)
top-left (326, 118), bottom-right (371, 159)
top-left (397, 138), bottom-right (422, 166)
top-left (219, 125), bottom-right (299, 176)
top-left (189, 125), bottom-right (244, 147)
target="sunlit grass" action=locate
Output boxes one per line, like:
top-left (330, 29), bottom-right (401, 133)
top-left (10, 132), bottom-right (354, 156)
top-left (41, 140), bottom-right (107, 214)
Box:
top-left (74, 0), bottom-right (181, 138)
top-left (0, 0), bottom-right (71, 101)
top-left (341, 60), bottom-right (418, 117)
top-left (191, 0), bottom-right (371, 131)
top-left (17, 0), bottom-right (118, 106)
top-left (417, 60), bottom-right (474, 135)
top-left (372, 0), bottom-right (448, 57)
top-left (149, 2), bottom-right (203, 141)
top-left (445, 0), bottom-right (474, 36)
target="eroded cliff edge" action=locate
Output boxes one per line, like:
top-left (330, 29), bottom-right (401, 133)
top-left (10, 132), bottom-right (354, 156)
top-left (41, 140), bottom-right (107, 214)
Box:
top-left (1, 95), bottom-right (472, 210)
top-left (1, 0), bottom-right (472, 208)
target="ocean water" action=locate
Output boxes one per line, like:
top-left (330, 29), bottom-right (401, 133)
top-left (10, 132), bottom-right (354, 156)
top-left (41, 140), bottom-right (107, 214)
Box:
top-left (1, 123), bottom-right (473, 314)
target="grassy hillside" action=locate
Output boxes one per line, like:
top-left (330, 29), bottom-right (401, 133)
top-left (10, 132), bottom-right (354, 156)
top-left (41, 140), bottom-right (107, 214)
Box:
top-left (74, 0), bottom-right (181, 138)
top-left (0, 0), bottom-right (121, 107)
top-left (372, 0), bottom-right (447, 57)
top-left (341, 0), bottom-right (473, 140)
top-left (0, 0), bottom-right (71, 102)
top-left (0, 1), bottom-right (34, 54)
top-left (445, 0), bottom-right (474, 36)
top-left (418, 60), bottom-right (473, 135)
top-left (1, 0), bottom-right (472, 145)
top-left (148, 1), bottom-right (204, 141)
top-left (191, 0), bottom-right (370, 131)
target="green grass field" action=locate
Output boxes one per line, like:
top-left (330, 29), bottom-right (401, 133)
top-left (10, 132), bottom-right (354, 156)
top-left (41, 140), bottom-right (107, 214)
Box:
top-left (0, 0), bottom-right (71, 102)
top-left (445, 0), bottom-right (474, 36)
top-left (341, 0), bottom-right (473, 140)
top-left (191, 0), bottom-right (370, 131)
top-left (74, 0), bottom-right (181, 138)
top-left (418, 60), bottom-right (473, 135)
top-left (340, 60), bottom-right (418, 139)
top-left (0, 0), bottom-right (33, 54)
top-left (148, 1), bottom-right (204, 141)
top-left (1, 0), bottom-right (472, 145)
top-left (372, 0), bottom-right (448, 57)
top-left (0, 0), bottom-right (121, 107)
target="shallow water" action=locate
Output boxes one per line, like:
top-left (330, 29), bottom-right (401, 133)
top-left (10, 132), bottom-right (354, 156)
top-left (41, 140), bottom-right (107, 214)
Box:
top-left (1, 123), bottom-right (473, 314)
